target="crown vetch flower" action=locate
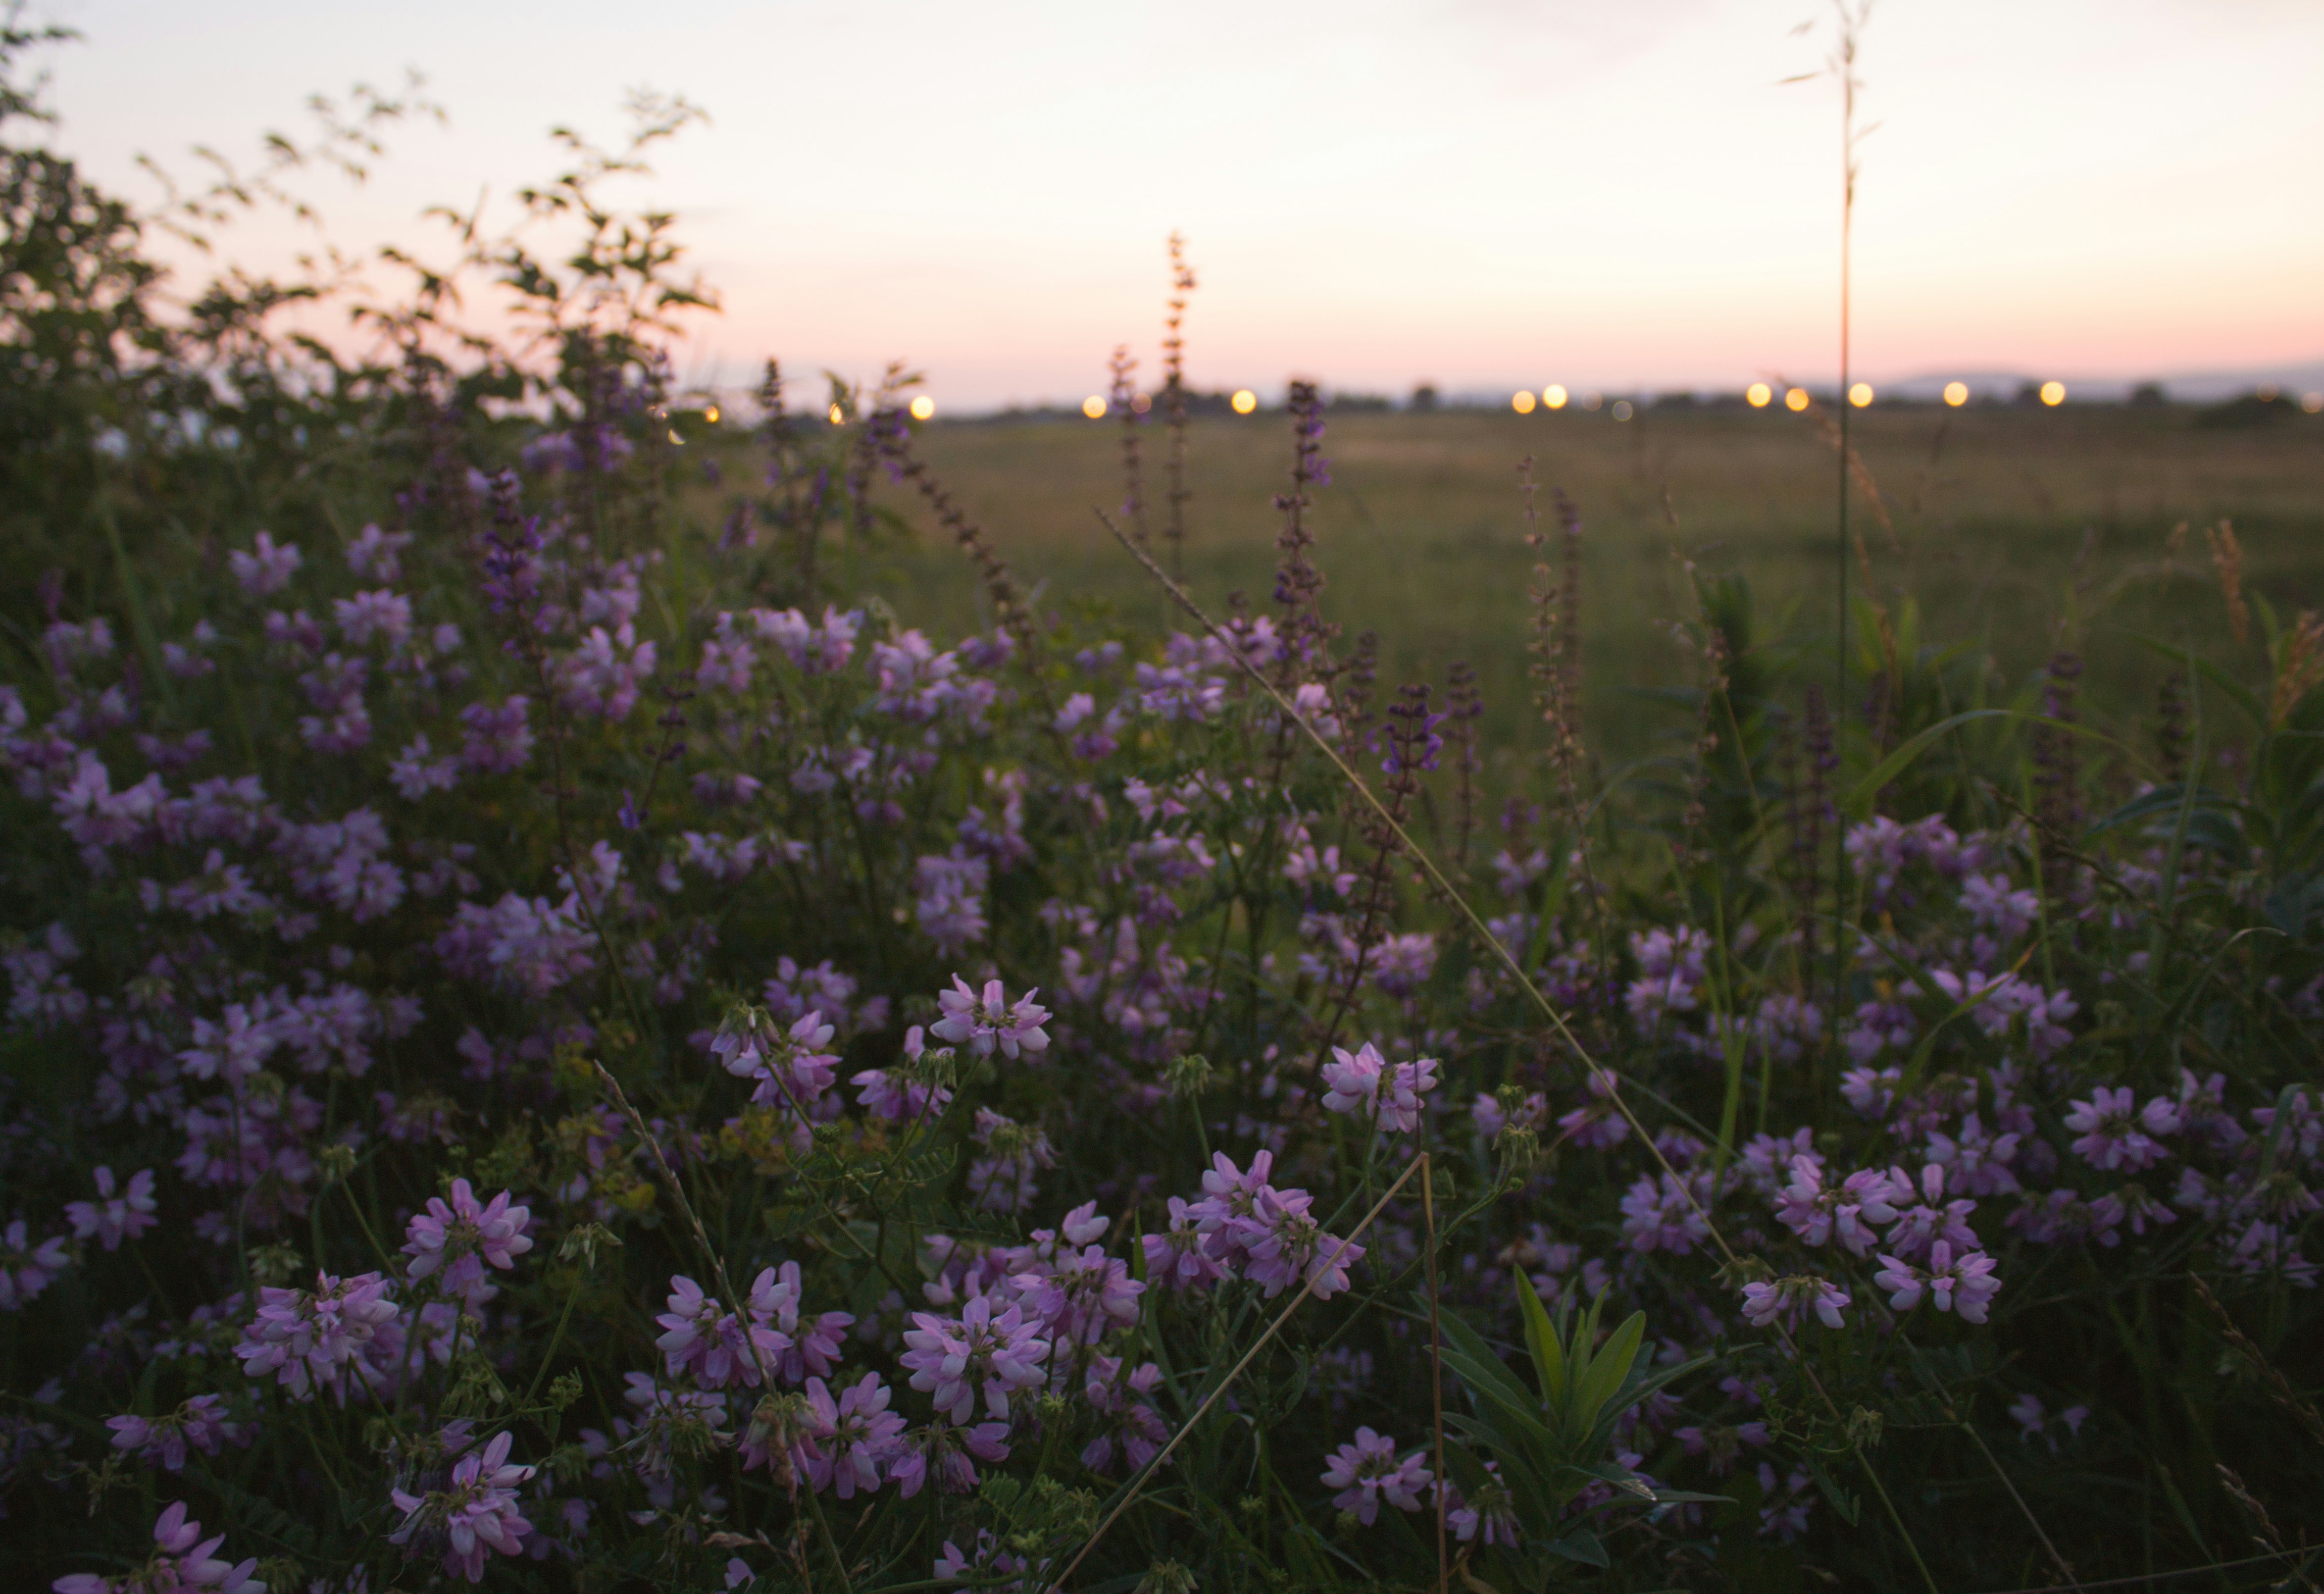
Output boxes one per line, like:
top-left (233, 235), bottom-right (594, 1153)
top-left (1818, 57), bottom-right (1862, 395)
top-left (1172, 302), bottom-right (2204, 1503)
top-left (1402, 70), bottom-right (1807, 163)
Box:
top-left (930, 975), bottom-right (1051, 1059)
top-left (1740, 1274), bottom-right (1851, 1331)
top-left (752, 1261), bottom-right (856, 1384)
top-left (1874, 1241), bottom-right (2003, 1324)
top-left (1, 1218), bottom-right (72, 1308)
top-left (656, 1275), bottom-right (787, 1389)
top-left (794, 1372), bottom-right (908, 1498)
top-left (402, 1178), bottom-right (533, 1303)
top-left (1319, 1427), bottom-right (1432, 1525)
top-left (235, 1270), bottom-right (401, 1402)
top-left (389, 1429), bottom-right (536, 1582)
top-left (900, 1289), bottom-right (1051, 1424)
top-left (105, 1394), bottom-right (249, 1472)
top-left (51, 1500), bottom-right (264, 1594)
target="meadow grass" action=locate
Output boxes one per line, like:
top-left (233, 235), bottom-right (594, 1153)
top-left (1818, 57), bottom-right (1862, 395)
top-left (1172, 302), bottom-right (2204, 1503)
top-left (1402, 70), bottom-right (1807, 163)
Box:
top-left (703, 402), bottom-right (2324, 781)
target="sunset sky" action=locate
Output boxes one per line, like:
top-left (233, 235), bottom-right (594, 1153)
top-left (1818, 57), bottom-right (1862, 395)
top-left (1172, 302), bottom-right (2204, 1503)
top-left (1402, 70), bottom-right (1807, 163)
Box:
top-left (42, 0), bottom-right (2324, 410)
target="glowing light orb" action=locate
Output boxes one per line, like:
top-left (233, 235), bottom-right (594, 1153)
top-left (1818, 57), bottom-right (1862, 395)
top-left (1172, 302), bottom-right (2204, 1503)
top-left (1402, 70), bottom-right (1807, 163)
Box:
top-left (1943, 382), bottom-right (1969, 407)
top-left (1611, 399), bottom-right (1634, 421)
top-left (1746, 383), bottom-right (1771, 408)
top-left (1542, 384), bottom-right (1568, 410)
top-left (1849, 383), bottom-right (1874, 408)
top-left (1580, 392), bottom-right (1603, 411)
top-left (704, 405), bottom-right (721, 424)
top-left (909, 395), bottom-right (936, 421)
top-left (1784, 387), bottom-right (1811, 412)
top-left (2304, 392), bottom-right (2324, 414)
top-left (828, 403), bottom-right (845, 425)
top-left (1511, 390), bottom-right (1537, 414)
top-left (2040, 381), bottom-right (2067, 407)
top-left (1083, 395), bottom-right (1107, 419)
top-left (1231, 389), bottom-right (1258, 415)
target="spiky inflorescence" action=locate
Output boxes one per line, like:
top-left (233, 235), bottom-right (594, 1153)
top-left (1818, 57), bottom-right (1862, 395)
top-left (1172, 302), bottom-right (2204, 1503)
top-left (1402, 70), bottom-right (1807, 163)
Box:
top-left (1270, 381), bottom-right (1333, 677)
top-left (1109, 346), bottom-right (1148, 549)
top-left (2032, 649), bottom-right (2084, 896)
top-left (1162, 232), bottom-right (1197, 577)
top-left (1446, 659), bottom-right (1483, 869)
top-left (2154, 673), bottom-right (2189, 784)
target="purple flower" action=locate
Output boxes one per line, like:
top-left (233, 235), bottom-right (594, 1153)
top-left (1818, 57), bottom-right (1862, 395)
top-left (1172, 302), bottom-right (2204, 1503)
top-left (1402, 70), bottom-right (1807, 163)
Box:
top-left (795, 1372), bottom-right (908, 1497)
top-left (1319, 1427), bottom-right (1431, 1524)
top-left (1443, 1462), bottom-right (1520, 1546)
top-left (1319, 1042), bottom-right (1439, 1134)
top-left (64, 1166), bottom-right (157, 1251)
top-left (390, 733), bottom-right (460, 800)
top-left (1009, 1240), bottom-right (1145, 1345)
top-left (104, 1395), bottom-right (250, 1472)
top-left (51, 1501), bottom-right (264, 1594)
top-left (713, 1009), bottom-right (841, 1114)
top-left (752, 1261), bottom-right (856, 1384)
top-left (228, 531), bottom-right (302, 596)
top-left (1772, 1158), bottom-right (1904, 1256)
top-left (334, 588), bottom-right (414, 649)
top-left (235, 1270), bottom-right (402, 1403)
top-left (1740, 1274), bottom-right (1850, 1331)
top-left (402, 1178), bottom-right (534, 1303)
top-left (1241, 1186), bottom-right (1364, 1301)
top-left (2063, 1085), bottom-right (2176, 1172)
top-left (2008, 1393), bottom-right (2090, 1452)
top-left (1873, 1241), bottom-right (2001, 1323)
top-left (930, 975), bottom-right (1051, 1059)
top-left (345, 521), bottom-right (410, 581)
top-left (457, 695), bottom-right (534, 774)
top-left (1620, 1172), bottom-right (1714, 1255)
top-left (655, 1275), bottom-right (787, 1389)
top-left (1140, 1196), bottom-right (1226, 1291)
top-left (900, 1290), bottom-right (1052, 1424)
top-left (892, 1418), bottom-right (1011, 1498)
top-left (1079, 1356), bottom-right (1168, 1473)
top-left (389, 1429), bottom-right (536, 1582)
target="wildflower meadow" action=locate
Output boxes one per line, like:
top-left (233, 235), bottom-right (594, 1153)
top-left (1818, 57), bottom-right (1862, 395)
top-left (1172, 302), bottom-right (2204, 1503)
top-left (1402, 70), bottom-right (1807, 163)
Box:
top-left (2, 20), bottom-right (2320, 1594)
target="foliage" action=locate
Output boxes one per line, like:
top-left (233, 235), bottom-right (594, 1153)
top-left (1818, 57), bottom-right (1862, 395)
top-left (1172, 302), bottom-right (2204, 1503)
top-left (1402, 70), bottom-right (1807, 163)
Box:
top-left (1, 25), bottom-right (2320, 1594)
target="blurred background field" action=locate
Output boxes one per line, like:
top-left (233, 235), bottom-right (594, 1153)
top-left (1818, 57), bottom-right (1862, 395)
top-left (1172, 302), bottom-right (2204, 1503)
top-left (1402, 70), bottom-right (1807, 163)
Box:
top-left (702, 401), bottom-right (2324, 781)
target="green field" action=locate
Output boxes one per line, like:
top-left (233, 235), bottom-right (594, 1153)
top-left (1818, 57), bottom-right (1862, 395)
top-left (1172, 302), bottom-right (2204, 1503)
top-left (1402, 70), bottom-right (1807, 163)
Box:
top-left (710, 402), bottom-right (2324, 781)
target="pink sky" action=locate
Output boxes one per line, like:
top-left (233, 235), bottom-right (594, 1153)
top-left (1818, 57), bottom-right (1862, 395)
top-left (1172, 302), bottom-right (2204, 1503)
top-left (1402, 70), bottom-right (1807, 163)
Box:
top-left (45, 0), bottom-right (2324, 409)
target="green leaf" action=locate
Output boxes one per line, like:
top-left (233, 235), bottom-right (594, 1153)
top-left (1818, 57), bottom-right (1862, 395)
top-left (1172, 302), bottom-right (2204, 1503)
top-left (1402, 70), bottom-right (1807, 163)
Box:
top-left (1567, 1310), bottom-right (1646, 1437)
top-left (2124, 630), bottom-right (2265, 729)
top-left (1515, 1272), bottom-right (1568, 1413)
top-left (1542, 1528), bottom-right (1608, 1568)
top-left (1804, 1457), bottom-right (1862, 1526)
top-left (1844, 709), bottom-right (2010, 811)
top-left (1440, 1315), bottom-right (1547, 1423)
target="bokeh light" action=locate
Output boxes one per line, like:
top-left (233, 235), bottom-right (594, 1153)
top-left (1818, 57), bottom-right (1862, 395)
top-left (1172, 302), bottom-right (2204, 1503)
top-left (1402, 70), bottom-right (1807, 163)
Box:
top-left (909, 395), bottom-right (936, 421)
top-left (2040, 381), bottom-right (2067, 407)
top-left (1082, 395), bottom-right (1107, 419)
top-left (1944, 381), bottom-right (1970, 407)
top-left (1581, 392), bottom-right (1604, 412)
top-left (1231, 389), bottom-right (1258, 415)
top-left (1611, 399), bottom-right (1634, 421)
top-left (1849, 382), bottom-right (1874, 408)
top-left (1542, 384), bottom-right (1568, 410)
top-left (703, 405), bottom-right (720, 425)
top-left (1784, 387), bottom-right (1811, 411)
top-left (1511, 390), bottom-right (1536, 415)
top-left (828, 403), bottom-right (845, 425)
top-left (1746, 383), bottom-right (1771, 408)
top-left (2305, 392), bottom-right (2324, 414)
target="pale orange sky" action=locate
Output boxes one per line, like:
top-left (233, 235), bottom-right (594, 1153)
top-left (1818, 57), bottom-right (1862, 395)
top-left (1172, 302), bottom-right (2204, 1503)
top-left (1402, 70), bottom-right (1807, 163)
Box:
top-left (44, 0), bottom-right (2324, 409)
